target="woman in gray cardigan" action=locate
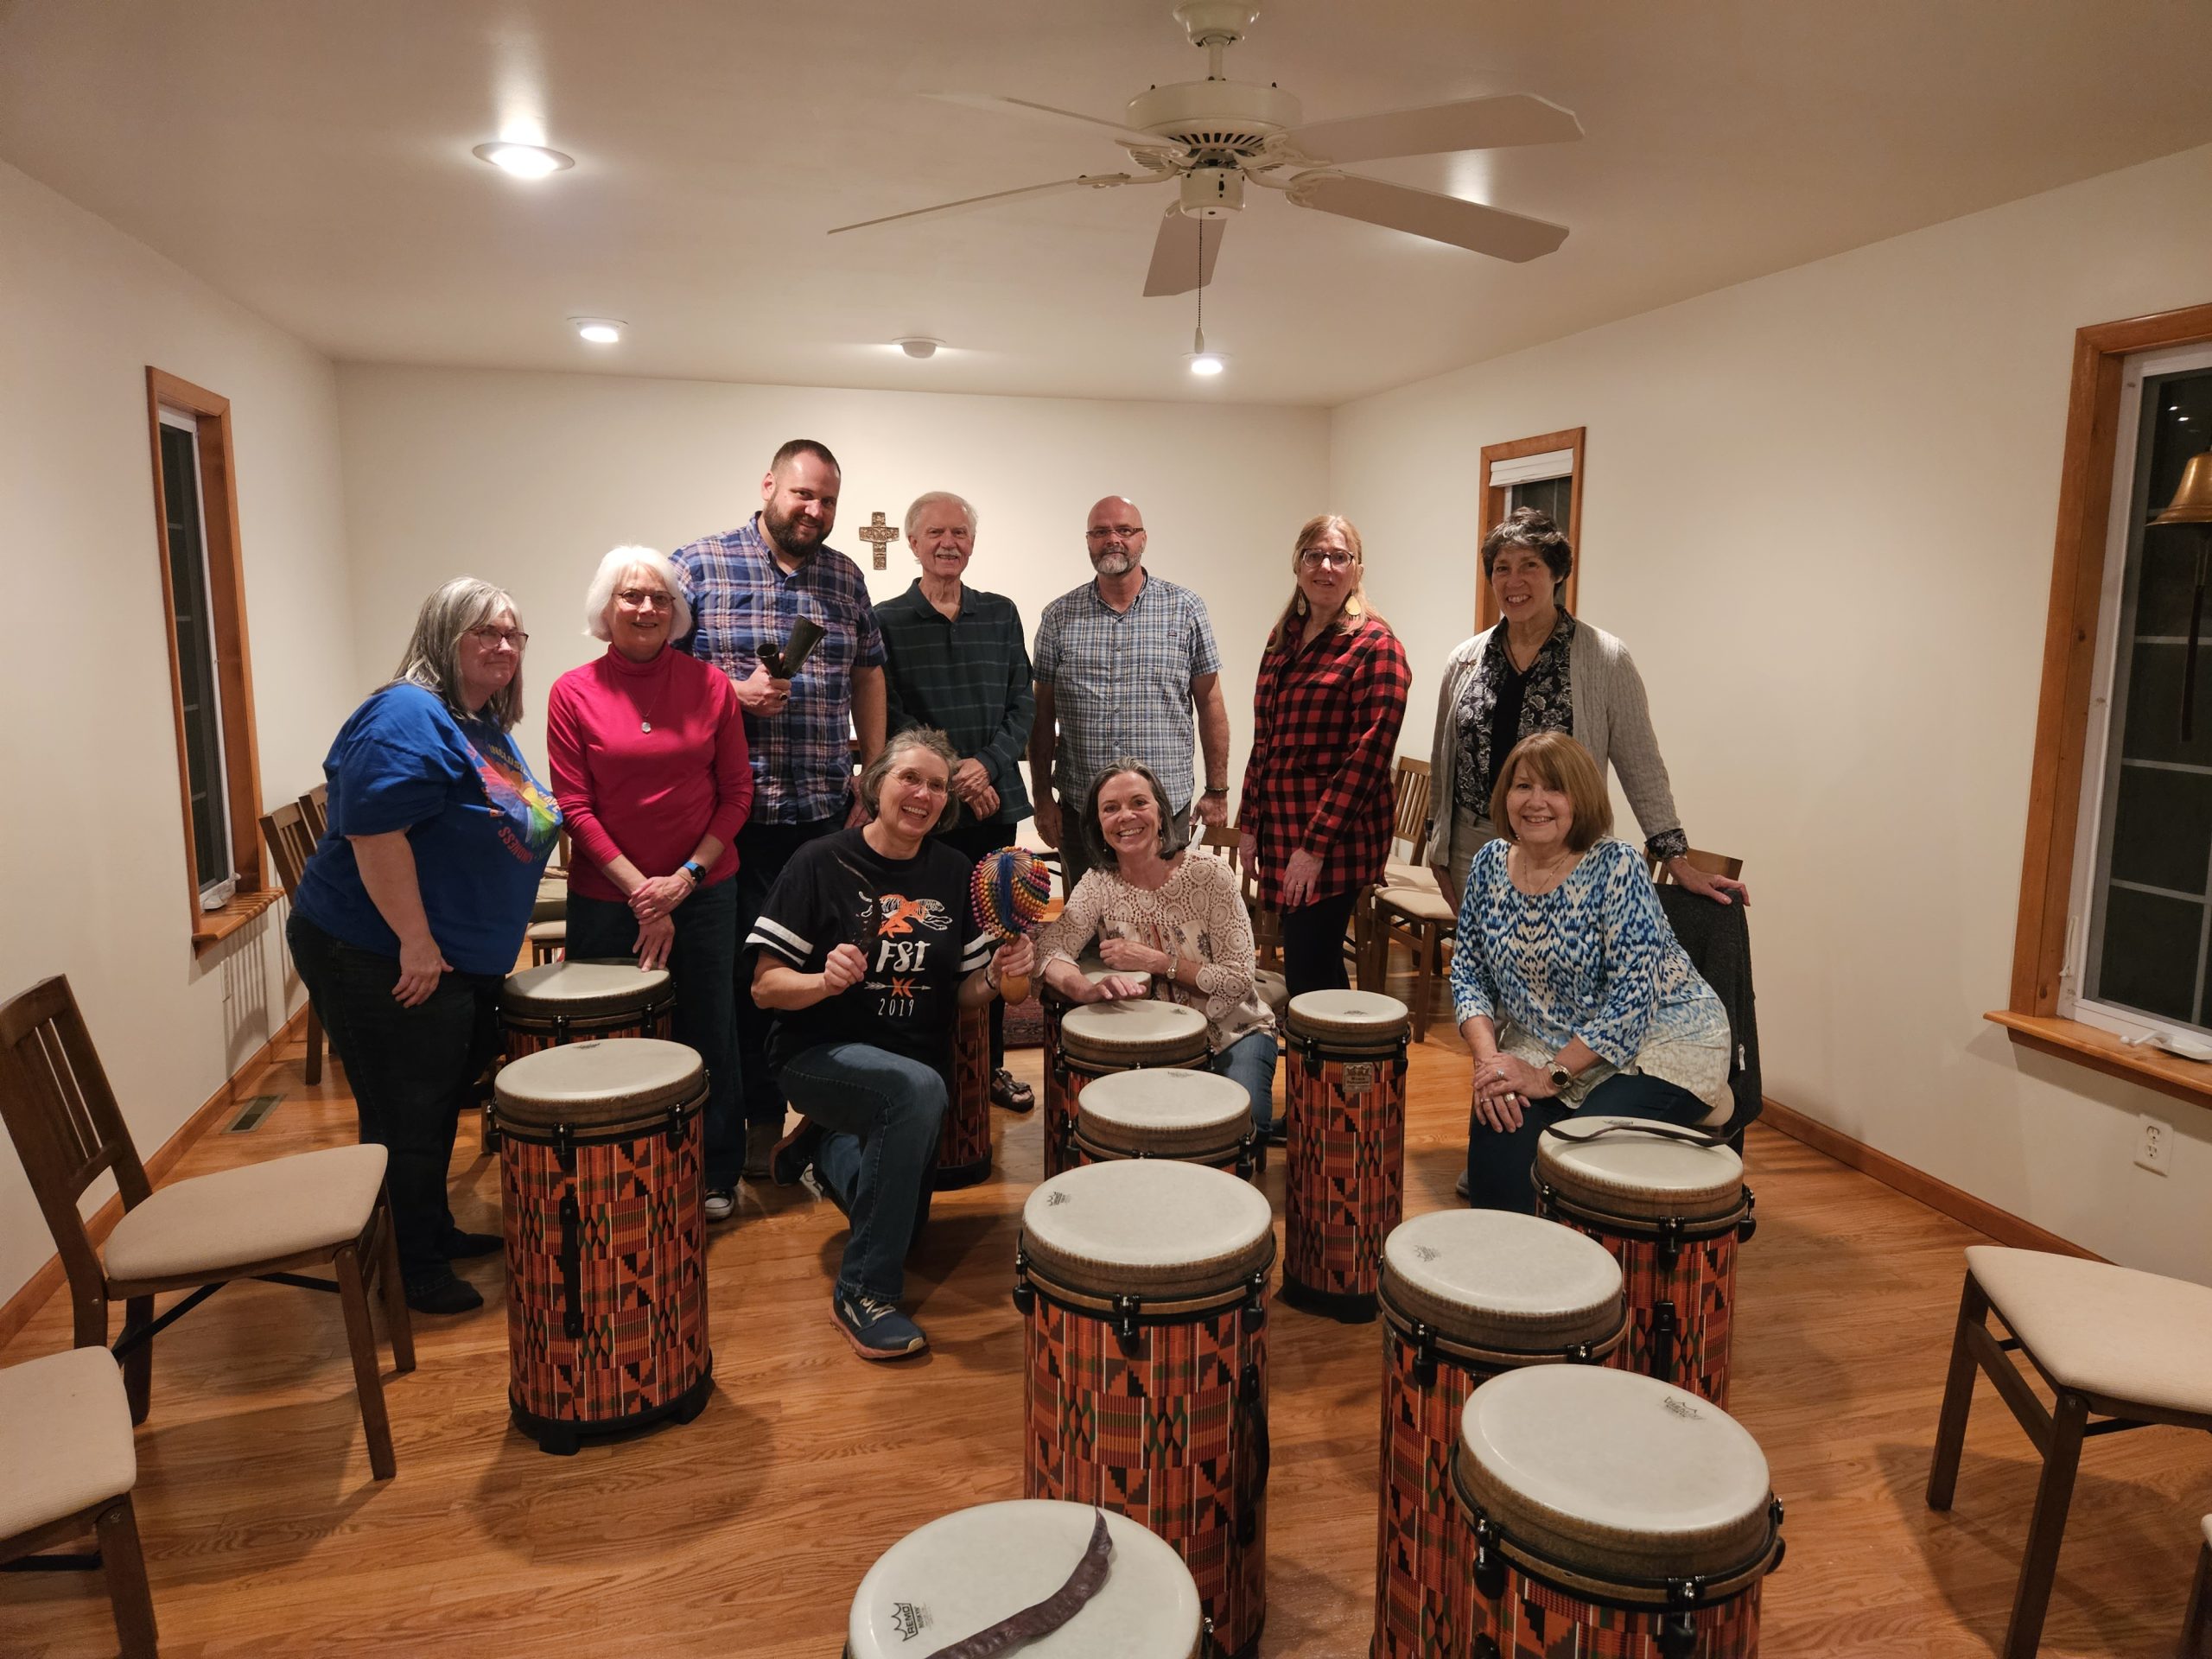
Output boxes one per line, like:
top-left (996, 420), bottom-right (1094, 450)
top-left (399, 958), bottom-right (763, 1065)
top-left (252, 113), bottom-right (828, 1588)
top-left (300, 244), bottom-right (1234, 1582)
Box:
top-left (1424, 509), bottom-right (1748, 907)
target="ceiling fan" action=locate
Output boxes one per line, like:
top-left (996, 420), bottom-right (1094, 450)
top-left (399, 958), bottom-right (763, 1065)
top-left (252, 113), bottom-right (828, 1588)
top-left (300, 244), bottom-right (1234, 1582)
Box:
top-left (828, 1), bottom-right (1583, 296)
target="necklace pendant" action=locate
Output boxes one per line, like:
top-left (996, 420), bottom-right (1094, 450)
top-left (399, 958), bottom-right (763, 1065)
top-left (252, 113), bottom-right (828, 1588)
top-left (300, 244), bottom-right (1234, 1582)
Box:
top-left (640, 720), bottom-right (652, 734)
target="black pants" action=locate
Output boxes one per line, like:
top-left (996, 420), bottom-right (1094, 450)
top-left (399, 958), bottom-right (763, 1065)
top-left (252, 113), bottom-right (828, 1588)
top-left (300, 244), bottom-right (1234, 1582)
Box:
top-left (733, 816), bottom-right (841, 1128)
top-left (1279, 888), bottom-right (1361, 998)
top-left (287, 912), bottom-right (501, 1284)
top-left (937, 818), bottom-right (1026, 1070)
top-left (1465, 1071), bottom-right (1713, 1214)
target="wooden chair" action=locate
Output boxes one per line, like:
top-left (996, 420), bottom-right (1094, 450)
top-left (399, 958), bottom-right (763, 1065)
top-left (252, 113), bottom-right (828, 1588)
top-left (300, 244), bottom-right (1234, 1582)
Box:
top-left (1198, 823), bottom-right (1283, 972)
top-left (295, 782), bottom-right (328, 842)
top-left (0, 1347), bottom-right (156, 1656)
top-left (1364, 759), bottom-right (1453, 1039)
top-left (526, 919), bottom-right (567, 966)
top-left (260, 799), bottom-right (329, 1084)
top-left (1925, 1247), bottom-right (2212, 1658)
top-left (0, 976), bottom-right (415, 1480)
top-left (2185, 1516), bottom-right (2212, 1659)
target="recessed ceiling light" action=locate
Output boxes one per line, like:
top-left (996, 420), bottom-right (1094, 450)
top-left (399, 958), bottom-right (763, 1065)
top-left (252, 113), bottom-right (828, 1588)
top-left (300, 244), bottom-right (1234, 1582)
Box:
top-left (896, 337), bottom-right (941, 359)
top-left (570, 317), bottom-right (624, 344)
top-left (473, 141), bottom-right (574, 178)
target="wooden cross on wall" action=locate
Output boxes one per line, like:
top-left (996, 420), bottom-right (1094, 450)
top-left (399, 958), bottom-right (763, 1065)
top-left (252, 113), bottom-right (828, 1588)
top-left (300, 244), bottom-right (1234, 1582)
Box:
top-left (858, 511), bottom-right (897, 570)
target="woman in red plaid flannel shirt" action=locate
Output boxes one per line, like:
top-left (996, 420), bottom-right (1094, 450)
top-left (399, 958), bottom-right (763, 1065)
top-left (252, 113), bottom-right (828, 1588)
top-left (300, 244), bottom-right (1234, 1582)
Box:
top-left (1237, 514), bottom-right (1411, 997)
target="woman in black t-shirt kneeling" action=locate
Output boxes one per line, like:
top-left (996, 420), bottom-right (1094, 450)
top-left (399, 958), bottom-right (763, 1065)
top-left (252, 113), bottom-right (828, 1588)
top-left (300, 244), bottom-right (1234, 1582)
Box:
top-left (747, 727), bottom-right (1033, 1361)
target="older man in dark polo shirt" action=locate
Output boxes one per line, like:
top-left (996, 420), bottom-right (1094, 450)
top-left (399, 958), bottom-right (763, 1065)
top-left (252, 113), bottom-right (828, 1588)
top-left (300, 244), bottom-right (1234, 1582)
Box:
top-left (872, 489), bottom-right (1037, 1110)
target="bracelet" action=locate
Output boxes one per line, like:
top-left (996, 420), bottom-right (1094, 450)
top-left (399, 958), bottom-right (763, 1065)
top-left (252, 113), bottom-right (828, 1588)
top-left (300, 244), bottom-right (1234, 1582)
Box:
top-left (1203, 785), bottom-right (1228, 796)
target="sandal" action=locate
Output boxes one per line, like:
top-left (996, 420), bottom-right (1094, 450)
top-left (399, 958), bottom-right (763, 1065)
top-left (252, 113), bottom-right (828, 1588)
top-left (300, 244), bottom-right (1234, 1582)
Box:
top-left (990, 1068), bottom-right (1035, 1113)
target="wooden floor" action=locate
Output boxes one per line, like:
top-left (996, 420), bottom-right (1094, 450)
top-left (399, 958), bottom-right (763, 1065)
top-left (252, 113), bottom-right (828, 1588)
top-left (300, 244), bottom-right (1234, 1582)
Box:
top-left (5, 1014), bottom-right (2209, 1657)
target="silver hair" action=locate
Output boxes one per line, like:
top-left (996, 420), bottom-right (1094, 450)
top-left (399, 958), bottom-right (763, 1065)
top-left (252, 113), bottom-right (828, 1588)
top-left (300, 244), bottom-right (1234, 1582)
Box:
top-left (859, 728), bottom-right (963, 833)
top-left (903, 490), bottom-right (981, 541)
top-left (389, 576), bottom-right (526, 730)
top-left (582, 545), bottom-right (693, 642)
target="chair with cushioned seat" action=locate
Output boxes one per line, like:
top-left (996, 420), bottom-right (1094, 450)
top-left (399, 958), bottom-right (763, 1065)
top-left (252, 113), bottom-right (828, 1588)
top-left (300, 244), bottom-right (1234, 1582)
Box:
top-left (0, 1346), bottom-right (156, 1655)
top-left (0, 974), bottom-right (414, 1481)
top-left (1925, 1245), bottom-right (2212, 1658)
top-left (2184, 1514), bottom-right (2212, 1659)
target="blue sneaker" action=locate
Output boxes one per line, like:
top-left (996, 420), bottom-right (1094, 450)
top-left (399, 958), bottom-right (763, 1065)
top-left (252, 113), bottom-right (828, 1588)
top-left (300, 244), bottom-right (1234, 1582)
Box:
top-left (832, 1289), bottom-right (927, 1360)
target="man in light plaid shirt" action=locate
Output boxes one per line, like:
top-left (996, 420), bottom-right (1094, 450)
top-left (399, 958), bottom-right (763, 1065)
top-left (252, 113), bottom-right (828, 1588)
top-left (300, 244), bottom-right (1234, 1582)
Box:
top-left (1028, 495), bottom-right (1230, 891)
top-left (674, 438), bottom-right (886, 1201)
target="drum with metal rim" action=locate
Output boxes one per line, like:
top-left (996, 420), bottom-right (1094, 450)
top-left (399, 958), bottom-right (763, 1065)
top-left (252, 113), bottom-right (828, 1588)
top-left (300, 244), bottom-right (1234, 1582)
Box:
top-left (499, 959), bottom-right (676, 1053)
top-left (939, 1000), bottom-right (994, 1189)
top-left (1016, 1160), bottom-right (1275, 1657)
top-left (1534, 1118), bottom-right (1756, 1407)
top-left (845, 1500), bottom-right (1205, 1659)
top-left (1371, 1211), bottom-right (1626, 1659)
top-left (1071, 1065), bottom-right (1260, 1179)
top-left (1451, 1365), bottom-right (1783, 1658)
top-left (1283, 989), bottom-right (1410, 1320)
top-left (1039, 963), bottom-right (1152, 1176)
top-left (492, 1037), bottom-right (711, 1454)
top-left (1046, 994), bottom-right (1206, 1179)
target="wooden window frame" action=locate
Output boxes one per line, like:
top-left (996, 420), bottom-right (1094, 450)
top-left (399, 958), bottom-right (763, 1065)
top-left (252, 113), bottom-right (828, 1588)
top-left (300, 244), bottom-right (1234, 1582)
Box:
top-left (1475, 426), bottom-right (1585, 631)
top-left (146, 368), bottom-right (275, 950)
top-left (1990, 302), bottom-right (2212, 1111)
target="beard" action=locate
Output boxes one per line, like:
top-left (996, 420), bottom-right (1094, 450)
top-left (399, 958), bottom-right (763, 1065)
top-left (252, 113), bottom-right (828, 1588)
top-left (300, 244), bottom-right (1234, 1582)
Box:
top-left (1090, 549), bottom-right (1135, 576)
top-left (764, 499), bottom-right (827, 554)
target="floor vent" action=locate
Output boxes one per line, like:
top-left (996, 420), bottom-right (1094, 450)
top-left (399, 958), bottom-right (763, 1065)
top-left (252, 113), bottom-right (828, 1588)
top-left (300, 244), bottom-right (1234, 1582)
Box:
top-left (224, 1094), bottom-right (284, 1134)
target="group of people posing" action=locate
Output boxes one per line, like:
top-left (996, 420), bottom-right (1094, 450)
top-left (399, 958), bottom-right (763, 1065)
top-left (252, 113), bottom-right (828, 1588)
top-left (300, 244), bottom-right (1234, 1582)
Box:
top-left (283, 435), bottom-right (1749, 1360)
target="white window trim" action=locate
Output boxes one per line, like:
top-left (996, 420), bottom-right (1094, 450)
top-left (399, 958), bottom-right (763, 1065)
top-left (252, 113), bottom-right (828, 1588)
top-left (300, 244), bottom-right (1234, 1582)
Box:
top-left (159, 405), bottom-right (237, 900)
top-left (1487, 448), bottom-right (1574, 488)
top-left (2058, 339), bottom-right (2212, 1044)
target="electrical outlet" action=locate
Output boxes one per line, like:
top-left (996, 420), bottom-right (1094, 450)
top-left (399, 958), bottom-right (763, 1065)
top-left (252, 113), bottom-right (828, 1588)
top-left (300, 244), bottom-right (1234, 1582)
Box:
top-left (2135, 1114), bottom-right (2172, 1176)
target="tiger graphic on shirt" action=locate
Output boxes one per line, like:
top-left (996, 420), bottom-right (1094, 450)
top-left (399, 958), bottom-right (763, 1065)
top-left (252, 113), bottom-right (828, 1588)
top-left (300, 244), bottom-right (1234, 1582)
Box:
top-left (855, 893), bottom-right (953, 1017)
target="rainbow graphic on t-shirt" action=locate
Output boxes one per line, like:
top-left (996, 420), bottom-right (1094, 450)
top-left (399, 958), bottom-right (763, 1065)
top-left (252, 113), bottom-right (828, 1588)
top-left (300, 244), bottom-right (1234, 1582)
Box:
top-left (468, 734), bottom-right (562, 864)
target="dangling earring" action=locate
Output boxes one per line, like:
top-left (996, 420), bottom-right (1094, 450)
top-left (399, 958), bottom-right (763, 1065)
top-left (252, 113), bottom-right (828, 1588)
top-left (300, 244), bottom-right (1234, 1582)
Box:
top-left (1294, 592), bottom-right (1308, 616)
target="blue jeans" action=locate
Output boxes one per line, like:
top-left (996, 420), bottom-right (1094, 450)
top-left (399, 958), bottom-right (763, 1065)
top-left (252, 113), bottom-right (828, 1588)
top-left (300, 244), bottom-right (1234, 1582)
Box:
top-left (1210, 1029), bottom-right (1281, 1133)
top-left (778, 1042), bottom-right (947, 1305)
top-left (1465, 1071), bottom-right (1713, 1214)
top-left (565, 880), bottom-right (743, 1189)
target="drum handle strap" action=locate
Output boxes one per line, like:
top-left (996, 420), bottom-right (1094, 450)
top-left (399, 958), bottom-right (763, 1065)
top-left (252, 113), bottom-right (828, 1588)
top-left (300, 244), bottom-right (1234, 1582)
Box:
top-left (558, 1192), bottom-right (583, 1340)
top-left (1539, 1119), bottom-right (1732, 1152)
top-left (1236, 1358), bottom-right (1270, 1548)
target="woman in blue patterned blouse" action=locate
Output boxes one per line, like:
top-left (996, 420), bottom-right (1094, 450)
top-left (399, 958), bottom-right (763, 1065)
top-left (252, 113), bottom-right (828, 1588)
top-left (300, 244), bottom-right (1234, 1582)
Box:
top-left (1449, 731), bottom-right (1733, 1211)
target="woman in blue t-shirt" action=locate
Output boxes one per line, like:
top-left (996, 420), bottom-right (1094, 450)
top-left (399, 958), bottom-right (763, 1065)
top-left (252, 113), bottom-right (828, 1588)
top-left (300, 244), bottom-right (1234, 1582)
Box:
top-left (289, 578), bottom-right (561, 1314)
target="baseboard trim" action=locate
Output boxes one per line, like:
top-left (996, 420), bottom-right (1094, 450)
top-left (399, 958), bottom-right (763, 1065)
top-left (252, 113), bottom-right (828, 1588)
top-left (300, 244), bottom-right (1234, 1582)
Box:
top-left (0, 1005), bottom-right (308, 1351)
top-left (1758, 1096), bottom-right (2102, 1262)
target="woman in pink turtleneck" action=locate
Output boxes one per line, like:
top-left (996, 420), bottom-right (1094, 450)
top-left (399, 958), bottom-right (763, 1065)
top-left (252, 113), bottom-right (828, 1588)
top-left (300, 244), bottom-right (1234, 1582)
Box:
top-left (546, 546), bottom-right (753, 1218)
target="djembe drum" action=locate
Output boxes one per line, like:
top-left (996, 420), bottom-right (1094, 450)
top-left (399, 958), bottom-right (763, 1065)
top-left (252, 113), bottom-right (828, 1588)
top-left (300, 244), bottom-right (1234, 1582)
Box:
top-left (1071, 1065), bottom-right (1260, 1179)
top-left (1046, 995), bottom-right (1206, 1179)
top-left (1039, 963), bottom-right (1150, 1174)
top-left (938, 1001), bottom-right (994, 1188)
top-left (1452, 1365), bottom-right (1784, 1657)
top-left (845, 1501), bottom-right (1205, 1659)
top-left (1283, 989), bottom-right (1409, 1320)
top-left (1016, 1160), bottom-right (1274, 1657)
top-left (499, 959), bottom-right (675, 1054)
top-left (1371, 1211), bottom-right (1626, 1659)
top-left (1534, 1119), bottom-right (1755, 1407)
top-left (493, 1037), bottom-right (711, 1455)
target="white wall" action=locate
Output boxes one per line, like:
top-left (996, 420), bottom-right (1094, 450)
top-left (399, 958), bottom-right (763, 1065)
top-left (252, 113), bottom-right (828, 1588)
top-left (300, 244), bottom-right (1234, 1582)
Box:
top-left (334, 366), bottom-right (1331, 811)
top-left (1334, 142), bottom-right (2212, 1283)
top-left (0, 162), bottom-right (358, 1306)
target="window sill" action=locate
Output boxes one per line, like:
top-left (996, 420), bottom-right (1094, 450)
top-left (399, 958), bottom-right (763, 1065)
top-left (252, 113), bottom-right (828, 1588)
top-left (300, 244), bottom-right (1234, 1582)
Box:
top-left (1986, 1009), bottom-right (2212, 1112)
top-left (191, 887), bottom-right (283, 954)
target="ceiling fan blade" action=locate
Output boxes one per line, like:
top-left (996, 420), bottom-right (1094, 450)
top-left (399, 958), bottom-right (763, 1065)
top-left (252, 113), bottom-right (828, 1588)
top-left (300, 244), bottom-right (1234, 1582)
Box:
top-left (1288, 172), bottom-right (1568, 263)
top-left (1141, 206), bottom-right (1226, 297)
top-left (1287, 92), bottom-right (1583, 164)
top-left (923, 92), bottom-right (1179, 154)
top-left (828, 173), bottom-right (1136, 235)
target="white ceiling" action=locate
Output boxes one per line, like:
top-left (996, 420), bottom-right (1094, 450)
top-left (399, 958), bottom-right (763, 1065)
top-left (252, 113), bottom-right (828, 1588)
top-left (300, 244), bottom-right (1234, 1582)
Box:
top-left (5, 0), bottom-right (2210, 407)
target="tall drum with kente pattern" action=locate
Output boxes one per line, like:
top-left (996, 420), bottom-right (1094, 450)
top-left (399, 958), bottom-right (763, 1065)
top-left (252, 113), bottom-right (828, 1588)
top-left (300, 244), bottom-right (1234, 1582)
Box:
top-left (1284, 989), bottom-right (1409, 1320)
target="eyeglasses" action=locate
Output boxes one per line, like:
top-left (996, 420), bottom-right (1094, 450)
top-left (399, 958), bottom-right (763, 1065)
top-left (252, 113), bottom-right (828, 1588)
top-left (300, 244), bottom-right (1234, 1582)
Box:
top-left (617, 589), bottom-right (674, 610)
top-left (1086, 524), bottom-right (1146, 539)
top-left (1299, 549), bottom-right (1356, 569)
top-left (467, 626), bottom-right (530, 649)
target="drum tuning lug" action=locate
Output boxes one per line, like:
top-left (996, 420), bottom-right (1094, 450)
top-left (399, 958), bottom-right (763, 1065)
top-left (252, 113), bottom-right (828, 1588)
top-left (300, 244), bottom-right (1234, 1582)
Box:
top-left (1738, 1185), bottom-right (1759, 1243)
top-left (1472, 1537), bottom-right (1506, 1601)
top-left (1113, 1293), bottom-right (1141, 1346)
top-left (1011, 1250), bottom-right (1034, 1314)
top-left (1567, 1340), bottom-right (1592, 1364)
top-left (1656, 1610), bottom-right (1699, 1659)
top-left (1412, 1321), bottom-right (1437, 1385)
top-left (555, 1122), bottom-right (575, 1171)
top-left (1472, 1638), bottom-right (1503, 1659)
top-left (1242, 1273), bottom-right (1268, 1331)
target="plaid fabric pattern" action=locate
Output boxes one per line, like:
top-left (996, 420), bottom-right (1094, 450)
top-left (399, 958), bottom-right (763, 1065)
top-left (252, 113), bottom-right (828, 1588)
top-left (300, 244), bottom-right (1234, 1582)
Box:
top-left (1575, 1225), bottom-right (1740, 1408)
top-left (501, 1113), bottom-right (709, 1426)
top-left (1033, 574), bottom-right (1223, 812)
top-left (1479, 1570), bottom-right (1763, 1657)
top-left (1284, 1038), bottom-right (1407, 1303)
top-left (939, 1001), bottom-right (994, 1185)
top-left (1025, 1294), bottom-right (1269, 1654)
top-left (1373, 1329), bottom-right (1498, 1659)
top-left (874, 581), bottom-right (1033, 828)
top-left (1238, 616), bottom-right (1411, 907)
top-left (672, 514), bottom-right (885, 825)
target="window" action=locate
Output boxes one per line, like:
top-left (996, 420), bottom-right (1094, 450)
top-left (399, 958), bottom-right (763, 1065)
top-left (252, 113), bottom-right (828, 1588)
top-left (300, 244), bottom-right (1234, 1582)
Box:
top-left (146, 369), bottom-right (270, 945)
top-left (1476, 427), bottom-right (1585, 630)
top-left (2065, 348), bottom-right (2212, 1041)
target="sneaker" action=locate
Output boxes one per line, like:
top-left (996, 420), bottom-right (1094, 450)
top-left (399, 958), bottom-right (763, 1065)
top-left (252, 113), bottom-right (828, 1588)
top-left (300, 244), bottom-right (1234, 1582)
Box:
top-left (989, 1068), bottom-right (1035, 1113)
top-left (831, 1289), bottom-right (927, 1360)
top-left (744, 1121), bottom-right (779, 1179)
top-left (702, 1187), bottom-right (738, 1224)
top-left (771, 1118), bottom-right (824, 1186)
top-left (439, 1228), bottom-right (504, 1259)
top-left (404, 1271), bottom-right (484, 1316)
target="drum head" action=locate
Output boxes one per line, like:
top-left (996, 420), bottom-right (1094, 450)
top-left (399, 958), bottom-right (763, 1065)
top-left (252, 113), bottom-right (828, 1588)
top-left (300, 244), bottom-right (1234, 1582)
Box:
top-left (1457, 1366), bottom-right (1773, 1586)
top-left (1536, 1116), bottom-right (1744, 1223)
top-left (848, 1501), bottom-right (1201, 1659)
top-left (1022, 1160), bottom-right (1274, 1299)
top-left (1287, 989), bottom-right (1409, 1046)
top-left (500, 960), bottom-right (674, 1019)
top-left (1060, 999), bottom-right (1209, 1066)
top-left (493, 1037), bottom-right (704, 1132)
top-left (1382, 1211), bottom-right (1623, 1353)
top-left (1077, 1068), bottom-right (1251, 1157)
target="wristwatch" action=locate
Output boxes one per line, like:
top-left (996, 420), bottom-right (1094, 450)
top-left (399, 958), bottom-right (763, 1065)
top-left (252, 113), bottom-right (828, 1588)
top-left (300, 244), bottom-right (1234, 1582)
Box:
top-left (1548, 1060), bottom-right (1573, 1091)
top-left (680, 859), bottom-right (708, 885)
